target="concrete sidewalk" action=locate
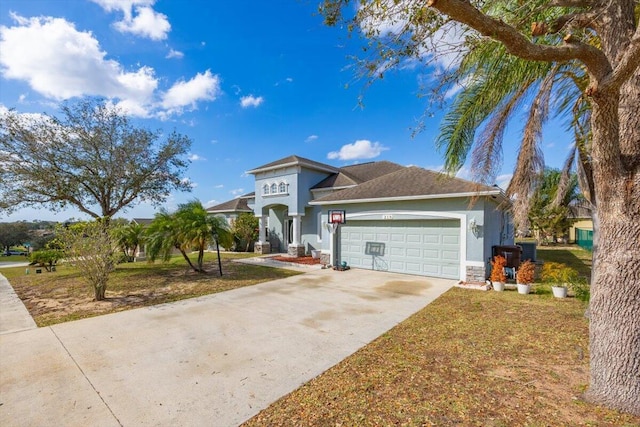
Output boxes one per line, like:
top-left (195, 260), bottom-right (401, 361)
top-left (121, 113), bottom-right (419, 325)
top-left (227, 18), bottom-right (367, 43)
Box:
top-left (0, 273), bottom-right (37, 335)
top-left (0, 268), bottom-right (453, 426)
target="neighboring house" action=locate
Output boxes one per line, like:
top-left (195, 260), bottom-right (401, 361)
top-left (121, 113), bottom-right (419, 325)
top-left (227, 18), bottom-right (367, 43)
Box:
top-left (214, 155), bottom-right (514, 282)
top-left (568, 201), bottom-right (593, 244)
top-left (205, 192), bottom-right (255, 226)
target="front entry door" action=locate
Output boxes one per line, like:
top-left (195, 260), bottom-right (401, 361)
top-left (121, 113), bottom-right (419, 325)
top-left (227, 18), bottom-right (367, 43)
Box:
top-left (284, 219), bottom-right (293, 247)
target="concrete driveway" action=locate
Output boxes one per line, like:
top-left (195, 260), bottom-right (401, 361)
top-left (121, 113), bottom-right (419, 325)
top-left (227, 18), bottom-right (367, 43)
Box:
top-left (0, 267), bottom-right (453, 427)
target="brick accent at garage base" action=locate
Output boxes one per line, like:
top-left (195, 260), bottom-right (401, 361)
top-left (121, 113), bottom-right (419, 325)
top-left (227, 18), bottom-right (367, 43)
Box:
top-left (466, 265), bottom-right (486, 282)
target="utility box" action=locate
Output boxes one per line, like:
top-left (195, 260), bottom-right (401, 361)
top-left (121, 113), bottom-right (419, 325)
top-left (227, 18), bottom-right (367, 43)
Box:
top-left (518, 242), bottom-right (537, 262)
top-left (492, 245), bottom-right (523, 269)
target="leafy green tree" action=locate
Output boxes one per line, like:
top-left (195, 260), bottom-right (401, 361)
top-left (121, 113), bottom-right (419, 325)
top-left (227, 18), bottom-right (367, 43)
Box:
top-left (57, 221), bottom-right (118, 301)
top-left (145, 200), bottom-right (231, 273)
top-left (231, 213), bottom-right (258, 252)
top-left (322, 0), bottom-right (640, 414)
top-left (0, 98), bottom-right (193, 221)
top-left (112, 221), bottom-right (144, 262)
top-left (29, 249), bottom-right (64, 272)
top-left (0, 222), bottom-right (30, 254)
top-left (528, 168), bottom-right (580, 243)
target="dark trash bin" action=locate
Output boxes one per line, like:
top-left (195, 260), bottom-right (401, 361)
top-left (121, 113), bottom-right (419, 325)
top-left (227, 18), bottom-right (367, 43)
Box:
top-left (492, 245), bottom-right (522, 269)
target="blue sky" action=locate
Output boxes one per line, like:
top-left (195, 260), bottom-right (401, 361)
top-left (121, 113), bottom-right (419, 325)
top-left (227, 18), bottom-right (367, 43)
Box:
top-left (0, 0), bottom-right (572, 222)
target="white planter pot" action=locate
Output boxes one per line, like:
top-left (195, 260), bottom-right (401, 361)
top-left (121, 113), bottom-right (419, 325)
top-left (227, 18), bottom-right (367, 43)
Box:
top-left (492, 281), bottom-right (505, 292)
top-left (552, 286), bottom-right (568, 298)
top-left (517, 283), bottom-right (531, 294)
top-left (311, 250), bottom-right (321, 259)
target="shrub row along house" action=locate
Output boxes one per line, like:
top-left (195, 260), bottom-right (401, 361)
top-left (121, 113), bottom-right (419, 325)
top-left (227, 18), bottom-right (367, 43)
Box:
top-left (207, 155), bottom-right (515, 282)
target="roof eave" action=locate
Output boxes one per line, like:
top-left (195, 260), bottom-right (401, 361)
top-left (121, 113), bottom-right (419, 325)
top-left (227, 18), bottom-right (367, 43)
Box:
top-left (206, 208), bottom-right (253, 214)
top-left (309, 190), bottom-right (504, 206)
top-left (247, 160), bottom-right (338, 175)
top-left (310, 185), bottom-right (357, 192)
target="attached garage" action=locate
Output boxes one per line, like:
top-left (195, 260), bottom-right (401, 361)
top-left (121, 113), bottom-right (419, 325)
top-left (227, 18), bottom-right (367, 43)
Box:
top-left (339, 219), bottom-right (461, 279)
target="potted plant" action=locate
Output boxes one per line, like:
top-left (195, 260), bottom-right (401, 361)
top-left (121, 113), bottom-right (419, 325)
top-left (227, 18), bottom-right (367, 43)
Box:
top-left (516, 259), bottom-right (536, 294)
top-left (541, 262), bottom-right (579, 298)
top-left (490, 255), bottom-right (507, 291)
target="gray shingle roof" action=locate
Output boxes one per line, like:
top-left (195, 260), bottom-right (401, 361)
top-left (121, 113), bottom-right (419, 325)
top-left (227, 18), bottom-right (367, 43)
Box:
top-left (312, 167), bottom-right (500, 203)
top-left (312, 160), bottom-right (405, 189)
top-left (247, 155), bottom-right (338, 174)
top-left (206, 197), bottom-right (252, 213)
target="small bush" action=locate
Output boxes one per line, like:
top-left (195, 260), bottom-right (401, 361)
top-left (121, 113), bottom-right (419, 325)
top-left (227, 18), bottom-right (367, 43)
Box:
top-left (541, 262), bottom-right (579, 285)
top-left (516, 259), bottom-right (536, 284)
top-left (490, 255), bottom-right (507, 283)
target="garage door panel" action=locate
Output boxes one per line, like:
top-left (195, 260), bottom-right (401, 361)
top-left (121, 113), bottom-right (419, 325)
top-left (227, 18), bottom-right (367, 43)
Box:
top-left (442, 264), bottom-right (460, 277)
top-left (390, 233), bottom-right (405, 242)
top-left (406, 234), bottom-right (421, 243)
top-left (376, 233), bottom-right (390, 241)
top-left (442, 250), bottom-right (459, 261)
top-left (390, 246), bottom-right (405, 256)
top-left (442, 235), bottom-right (459, 245)
top-left (423, 235), bottom-right (440, 244)
top-left (405, 262), bottom-right (422, 273)
top-left (423, 248), bottom-right (439, 260)
top-left (340, 219), bottom-right (460, 279)
top-left (406, 248), bottom-right (421, 258)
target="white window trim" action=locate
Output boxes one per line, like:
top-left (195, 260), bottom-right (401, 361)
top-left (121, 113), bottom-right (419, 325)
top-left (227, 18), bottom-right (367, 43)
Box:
top-left (261, 181), bottom-right (289, 197)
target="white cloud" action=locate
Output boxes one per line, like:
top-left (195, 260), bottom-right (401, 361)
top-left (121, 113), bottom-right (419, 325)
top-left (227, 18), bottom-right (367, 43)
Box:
top-left (114, 6), bottom-right (170, 40)
top-left (204, 199), bottom-right (218, 208)
top-left (305, 134), bottom-right (318, 143)
top-left (0, 15), bottom-right (158, 102)
top-left (161, 70), bottom-right (221, 112)
top-left (214, 184), bottom-right (224, 189)
top-left (286, 77), bottom-right (293, 83)
top-left (240, 95), bottom-right (264, 108)
top-left (327, 139), bottom-right (389, 161)
top-left (0, 14), bottom-right (216, 119)
top-left (229, 188), bottom-right (244, 196)
top-left (188, 153), bottom-right (206, 161)
top-left (166, 48), bottom-right (184, 59)
top-left (91, 0), bottom-right (170, 40)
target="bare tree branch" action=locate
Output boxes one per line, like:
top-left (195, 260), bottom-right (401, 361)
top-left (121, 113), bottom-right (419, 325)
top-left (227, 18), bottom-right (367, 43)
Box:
top-left (427, 0), bottom-right (611, 80)
top-left (601, 25), bottom-right (640, 92)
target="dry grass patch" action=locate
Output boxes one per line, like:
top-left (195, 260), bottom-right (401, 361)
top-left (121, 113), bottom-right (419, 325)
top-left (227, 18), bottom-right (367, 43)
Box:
top-left (244, 289), bottom-right (639, 426)
top-left (4, 253), bottom-right (301, 326)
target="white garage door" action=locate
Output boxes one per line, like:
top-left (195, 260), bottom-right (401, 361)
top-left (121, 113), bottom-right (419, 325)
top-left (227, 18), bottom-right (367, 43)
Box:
top-left (339, 220), bottom-right (460, 279)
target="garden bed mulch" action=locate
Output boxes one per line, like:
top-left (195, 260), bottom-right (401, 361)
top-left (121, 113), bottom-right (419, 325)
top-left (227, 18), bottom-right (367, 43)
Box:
top-left (270, 255), bottom-right (321, 265)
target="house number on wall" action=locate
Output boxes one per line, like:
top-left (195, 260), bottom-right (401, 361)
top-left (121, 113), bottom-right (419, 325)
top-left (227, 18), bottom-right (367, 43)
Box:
top-left (382, 214), bottom-right (393, 220)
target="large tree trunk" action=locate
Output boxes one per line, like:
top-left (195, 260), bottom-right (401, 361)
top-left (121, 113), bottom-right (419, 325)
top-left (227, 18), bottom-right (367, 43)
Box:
top-left (586, 63), bottom-right (640, 414)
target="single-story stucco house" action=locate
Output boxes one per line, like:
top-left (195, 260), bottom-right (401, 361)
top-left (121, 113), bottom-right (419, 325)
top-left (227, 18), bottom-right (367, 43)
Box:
top-left (208, 155), bottom-right (515, 282)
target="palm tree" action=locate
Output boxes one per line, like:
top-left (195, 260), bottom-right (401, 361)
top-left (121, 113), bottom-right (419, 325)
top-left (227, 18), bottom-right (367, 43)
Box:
top-left (173, 200), bottom-right (231, 273)
top-left (436, 39), bottom-right (591, 230)
top-left (145, 200), bottom-right (231, 273)
top-left (112, 221), bottom-right (144, 262)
